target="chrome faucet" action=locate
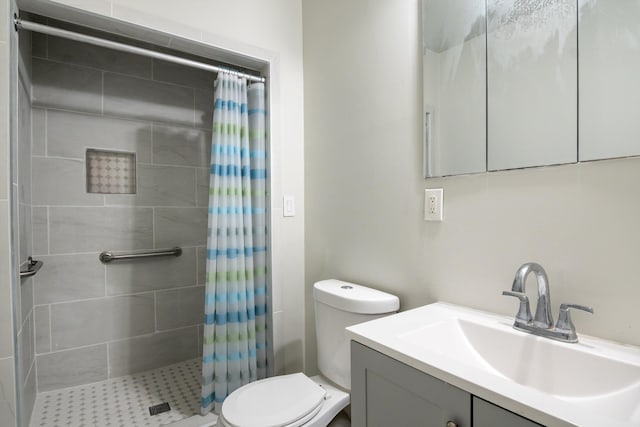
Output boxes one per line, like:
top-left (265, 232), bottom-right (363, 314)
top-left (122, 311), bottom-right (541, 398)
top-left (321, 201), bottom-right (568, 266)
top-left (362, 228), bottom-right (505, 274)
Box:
top-left (502, 262), bottom-right (593, 343)
top-left (512, 262), bottom-right (553, 328)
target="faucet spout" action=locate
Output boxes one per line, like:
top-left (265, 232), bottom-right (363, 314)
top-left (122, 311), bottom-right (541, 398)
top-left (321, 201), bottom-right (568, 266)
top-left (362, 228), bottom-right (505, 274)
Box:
top-left (511, 262), bottom-right (553, 329)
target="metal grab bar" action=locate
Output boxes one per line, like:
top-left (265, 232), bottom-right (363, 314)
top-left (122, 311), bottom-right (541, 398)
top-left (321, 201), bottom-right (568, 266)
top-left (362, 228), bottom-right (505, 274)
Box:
top-left (20, 257), bottom-right (44, 278)
top-left (99, 247), bottom-right (182, 264)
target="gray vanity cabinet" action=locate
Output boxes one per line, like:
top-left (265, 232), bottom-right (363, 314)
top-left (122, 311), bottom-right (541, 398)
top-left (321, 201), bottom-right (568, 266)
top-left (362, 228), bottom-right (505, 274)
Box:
top-left (351, 341), bottom-right (543, 427)
top-left (351, 341), bottom-right (470, 427)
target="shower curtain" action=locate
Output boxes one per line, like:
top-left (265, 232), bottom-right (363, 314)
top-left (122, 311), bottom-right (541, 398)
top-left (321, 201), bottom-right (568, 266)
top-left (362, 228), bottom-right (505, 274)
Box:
top-left (201, 73), bottom-right (268, 415)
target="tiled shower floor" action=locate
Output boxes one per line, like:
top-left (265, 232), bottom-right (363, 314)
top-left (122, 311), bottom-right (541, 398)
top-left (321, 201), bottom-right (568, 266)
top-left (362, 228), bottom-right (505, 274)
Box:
top-left (30, 358), bottom-right (206, 427)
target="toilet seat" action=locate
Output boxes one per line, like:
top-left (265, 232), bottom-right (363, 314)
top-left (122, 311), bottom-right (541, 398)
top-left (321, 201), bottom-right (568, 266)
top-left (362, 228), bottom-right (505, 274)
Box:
top-left (219, 373), bottom-right (327, 427)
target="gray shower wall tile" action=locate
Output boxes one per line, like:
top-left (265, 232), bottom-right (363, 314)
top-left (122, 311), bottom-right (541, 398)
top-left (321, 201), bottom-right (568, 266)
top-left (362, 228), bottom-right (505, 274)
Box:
top-left (20, 363), bottom-right (36, 427)
top-left (105, 164), bottom-right (196, 207)
top-left (32, 206), bottom-right (48, 256)
top-left (18, 203), bottom-right (32, 265)
top-left (19, 276), bottom-right (33, 325)
top-left (18, 79), bottom-right (31, 205)
top-left (37, 344), bottom-right (108, 392)
top-left (106, 247), bottom-right (197, 295)
top-left (194, 88), bottom-right (214, 130)
top-left (18, 29), bottom-right (32, 88)
top-left (32, 108), bottom-right (46, 156)
top-left (196, 168), bottom-right (210, 207)
top-left (18, 312), bottom-right (34, 386)
top-left (152, 58), bottom-right (215, 91)
top-left (152, 124), bottom-right (211, 167)
top-left (31, 32), bottom-right (46, 58)
top-left (35, 305), bottom-right (50, 354)
top-left (103, 72), bottom-right (195, 126)
top-left (32, 157), bottom-right (104, 206)
top-left (32, 58), bottom-right (103, 114)
top-left (47, 109), bottom-right (152, 161)
top-left (34, 254), bottom-right (105, 305)
top-left (48, 35), bottom-right (152, 79)
top-left (108, 327), bottom-right (199, 377)
top-left (197, 246), bottom-right (207, 285)
top-left (156, 286), bottom-right (205, 331)
top-left (155, 207), bottom-right (208, 248)
top-left (49, 207), bottom-right (153, 254)
top-left (51, 293), bottom-right (155, 350)
top-left (0, 357), bottom-right (16, 426)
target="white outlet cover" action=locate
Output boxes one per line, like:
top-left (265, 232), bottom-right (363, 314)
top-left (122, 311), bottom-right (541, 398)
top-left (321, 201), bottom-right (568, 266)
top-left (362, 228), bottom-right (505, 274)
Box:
top-left (424, 188), bottom-right (443, 221)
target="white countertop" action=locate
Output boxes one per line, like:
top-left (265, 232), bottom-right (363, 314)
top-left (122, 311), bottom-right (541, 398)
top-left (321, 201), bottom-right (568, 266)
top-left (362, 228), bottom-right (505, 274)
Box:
top-left (346, 302), bottom-right (640, 427)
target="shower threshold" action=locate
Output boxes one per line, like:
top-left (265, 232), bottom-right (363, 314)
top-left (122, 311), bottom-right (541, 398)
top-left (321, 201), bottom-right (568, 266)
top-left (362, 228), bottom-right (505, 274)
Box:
top-left (30, 358), bottom-right (218, 427)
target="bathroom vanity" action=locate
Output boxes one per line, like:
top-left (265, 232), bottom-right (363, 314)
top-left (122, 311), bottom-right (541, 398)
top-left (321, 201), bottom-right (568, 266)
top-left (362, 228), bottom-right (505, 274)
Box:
top-left (346, 303), bottom-right (640, 427)
top-left (351, 341), bottom-right (541, 427)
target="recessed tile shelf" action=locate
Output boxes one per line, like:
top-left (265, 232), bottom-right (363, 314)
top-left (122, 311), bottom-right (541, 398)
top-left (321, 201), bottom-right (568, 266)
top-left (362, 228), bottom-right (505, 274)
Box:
top-left (86, 149), bottom-right (137, 194)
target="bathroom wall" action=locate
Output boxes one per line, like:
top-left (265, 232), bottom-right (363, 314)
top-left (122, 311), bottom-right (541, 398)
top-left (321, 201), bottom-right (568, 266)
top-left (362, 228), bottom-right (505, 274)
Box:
top-left (303, 0), bottom-right (640, 373)
top-left (18, 0), bottom-right (307, 375)
top-left (28, 25), bottom-right (219, 392)
top-left (0, 0), bottom-right (17, 424)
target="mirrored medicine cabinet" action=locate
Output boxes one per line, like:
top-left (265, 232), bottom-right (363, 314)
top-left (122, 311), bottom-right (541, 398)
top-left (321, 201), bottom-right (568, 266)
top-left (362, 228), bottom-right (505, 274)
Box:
top-left (422, 0), bottom-right (640, 178)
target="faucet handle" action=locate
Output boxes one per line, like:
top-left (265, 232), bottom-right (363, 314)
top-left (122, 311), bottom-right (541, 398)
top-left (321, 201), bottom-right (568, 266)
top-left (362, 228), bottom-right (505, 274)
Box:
top-left (502, 290), bottom-right (533, 323)
top-left (555, 304), bottom-right (594, 342)
top-left (560, 303), bottom-right (594, 314)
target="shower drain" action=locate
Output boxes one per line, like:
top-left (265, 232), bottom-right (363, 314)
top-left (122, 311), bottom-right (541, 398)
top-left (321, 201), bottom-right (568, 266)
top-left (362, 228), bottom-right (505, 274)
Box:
top-left (149, 402), bottom-right (172, 416)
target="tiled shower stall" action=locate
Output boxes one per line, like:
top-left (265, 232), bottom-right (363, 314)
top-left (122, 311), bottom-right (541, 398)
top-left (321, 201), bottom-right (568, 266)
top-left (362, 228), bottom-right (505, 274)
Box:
top-left (12, 15), bottom-right (245, 426)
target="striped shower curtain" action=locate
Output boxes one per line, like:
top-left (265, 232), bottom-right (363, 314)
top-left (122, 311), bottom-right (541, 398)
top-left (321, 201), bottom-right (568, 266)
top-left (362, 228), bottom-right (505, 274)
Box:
top-left (201, 73), bottom-right (268, 415)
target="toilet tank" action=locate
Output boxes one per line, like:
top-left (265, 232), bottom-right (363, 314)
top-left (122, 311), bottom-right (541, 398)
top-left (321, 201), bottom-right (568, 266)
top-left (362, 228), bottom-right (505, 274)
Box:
top-left (313, 279), bottom-right (399, 391)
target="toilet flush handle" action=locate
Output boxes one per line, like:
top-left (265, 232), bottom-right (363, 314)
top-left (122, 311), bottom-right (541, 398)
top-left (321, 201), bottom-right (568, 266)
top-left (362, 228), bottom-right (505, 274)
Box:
top-left (446, 422), bottom-right (458, 427)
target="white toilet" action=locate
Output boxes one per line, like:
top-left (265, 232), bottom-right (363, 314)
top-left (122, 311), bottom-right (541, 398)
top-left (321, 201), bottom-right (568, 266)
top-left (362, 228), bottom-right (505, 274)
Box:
top-left (217, 279), bottom-right (400, 427)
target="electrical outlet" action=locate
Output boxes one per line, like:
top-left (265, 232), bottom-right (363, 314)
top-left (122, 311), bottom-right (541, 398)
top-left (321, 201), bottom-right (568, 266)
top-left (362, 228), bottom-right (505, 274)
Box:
top-left (424, 188), bottom-right (443, 221)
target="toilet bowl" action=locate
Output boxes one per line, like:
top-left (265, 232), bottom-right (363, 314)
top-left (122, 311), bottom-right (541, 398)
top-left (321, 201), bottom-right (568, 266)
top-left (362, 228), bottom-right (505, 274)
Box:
top-left (217, 374), bottom-right (349, 427)
top-left (217, 280), bottom-right (399, 427)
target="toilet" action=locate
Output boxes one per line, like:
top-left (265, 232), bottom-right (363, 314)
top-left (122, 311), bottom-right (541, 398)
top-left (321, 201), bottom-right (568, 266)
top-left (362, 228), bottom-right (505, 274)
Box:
top-left (217, 279), bottom-right (400, 427)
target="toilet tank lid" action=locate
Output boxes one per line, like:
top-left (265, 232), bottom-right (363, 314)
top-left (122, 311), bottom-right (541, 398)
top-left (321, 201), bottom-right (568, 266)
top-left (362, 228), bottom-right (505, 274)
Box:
top-left (313, 279), bottom-right (399, 314)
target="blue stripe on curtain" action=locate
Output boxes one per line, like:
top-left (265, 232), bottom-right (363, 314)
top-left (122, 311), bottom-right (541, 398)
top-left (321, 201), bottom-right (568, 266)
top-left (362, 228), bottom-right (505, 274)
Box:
top-left (210, 164), bottom-right (268, 179)
top-left (201, 73), bottom-right (268, 415)
top-left (211, 144), bottom-right (265, 158)
top-left (214, 98), bottom-right (248, 113)
top-left (202, 304), bottom-right (267, 324)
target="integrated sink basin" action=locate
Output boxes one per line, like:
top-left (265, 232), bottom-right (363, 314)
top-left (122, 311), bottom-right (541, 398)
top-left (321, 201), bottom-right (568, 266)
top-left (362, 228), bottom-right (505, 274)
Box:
top-left (401, 317), bottom-right (639, 399)
top-left (346, 302), bottom-right (640, 427)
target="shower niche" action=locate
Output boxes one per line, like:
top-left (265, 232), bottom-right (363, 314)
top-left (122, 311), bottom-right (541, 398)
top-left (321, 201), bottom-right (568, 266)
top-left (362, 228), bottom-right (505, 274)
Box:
top-left (9, 6), bottom-right (270, 427)
top-left (85, 149), bottom-right (137, 194)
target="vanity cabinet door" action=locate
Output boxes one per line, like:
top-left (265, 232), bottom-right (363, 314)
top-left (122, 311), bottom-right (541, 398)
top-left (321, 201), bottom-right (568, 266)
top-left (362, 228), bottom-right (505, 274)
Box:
top-left (473, 397), bottom-right (544, 427)
top-left (351, 341), bottom-right (471, 427)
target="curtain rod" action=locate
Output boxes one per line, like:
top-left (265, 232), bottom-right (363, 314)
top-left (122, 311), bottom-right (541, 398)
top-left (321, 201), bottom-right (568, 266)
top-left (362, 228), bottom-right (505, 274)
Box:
top-left (14, 18), bottom-right (266, 83)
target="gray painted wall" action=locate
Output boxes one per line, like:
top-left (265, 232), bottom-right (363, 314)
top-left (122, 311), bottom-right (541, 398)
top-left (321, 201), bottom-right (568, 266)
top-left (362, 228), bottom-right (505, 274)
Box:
top-left (29, 22), bottom-right (214, 393)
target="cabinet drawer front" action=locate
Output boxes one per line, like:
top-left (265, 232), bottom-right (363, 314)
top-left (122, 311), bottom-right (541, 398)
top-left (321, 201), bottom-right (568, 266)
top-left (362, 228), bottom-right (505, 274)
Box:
top-left (473, 397), bottom-right (544, 427)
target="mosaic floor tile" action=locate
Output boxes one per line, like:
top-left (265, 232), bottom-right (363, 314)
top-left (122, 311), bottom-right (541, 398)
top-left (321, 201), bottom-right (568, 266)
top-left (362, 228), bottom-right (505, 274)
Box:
top-left (31, 358), bottom-right (202, 427)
